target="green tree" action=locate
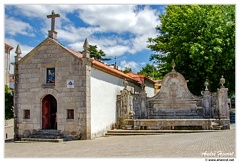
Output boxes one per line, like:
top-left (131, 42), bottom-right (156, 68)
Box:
top-left (148, 5), bottom-right (235, 95)
top-left (5, 85), bottom-right (14, 120)
top-left (122, 67), bottom-right (132, 73)
top-left (89, 45), bottom-right (111, 61)
top-left (137, 64), bottom-right (161, 80)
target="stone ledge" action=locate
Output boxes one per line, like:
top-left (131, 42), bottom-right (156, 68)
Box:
top-left (41, 83), bottom-right (55, 88)
top-left (20, 138), bottom-right (64, 142)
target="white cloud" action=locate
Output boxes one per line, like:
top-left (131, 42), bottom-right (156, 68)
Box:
top-left (87, 36), bottom-right (131, 56)
top-left (119, 60), bottom-right (139, 71)
top-left (140, 62), bottom-right (146, 66)
top-left (104, 45), bottom-right (130, 57)
top-left (67, 35), bottom-right (132, 56)
top-left (75, 5), bottom-right (159, 56)
top-left (5, 38), bottom-right (34, 74)
top-left (78, 5), bottom-right (136, 32)
top-left (118, 61), bottom-right (148, 73)
top-left (77, 5), bottom-right (159, 35)
top-left (5, 16), bottom-right (34, 36)
top-left (6, 4), bottom-right (161, 59)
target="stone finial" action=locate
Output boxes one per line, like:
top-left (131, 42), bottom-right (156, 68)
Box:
top-left (114, 56), bottom-right (117, 69)
top-left (83, 38), bottom-right (89, 51)
top-left (220, 75), bottom-right (225, 88)
top-left (83, 38), bottom-right (90, 58)
top-left (172, 59), bottom-right (176, 72)
top-left (15, 44), bottom-right (22, 55)
top-left (204, 79), bottom-right (209, 91)
top-left (15, 44), bottom-right (22, 62)
top-left (141, 82), bottom-right (146, 92)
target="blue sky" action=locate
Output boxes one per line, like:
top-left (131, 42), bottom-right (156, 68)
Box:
top-left (4, 4), bottom-right (166, 74)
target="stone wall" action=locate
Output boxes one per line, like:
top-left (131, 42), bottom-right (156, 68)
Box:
top-left (116, 69), bottom-right (230, 130)
top-left (14, 38), bottom-right (91, 139)
top-left (5, 119), bottom-right (14, 140)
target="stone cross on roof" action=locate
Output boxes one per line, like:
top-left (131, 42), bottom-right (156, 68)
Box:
top-left (47, 10), bottom-right (60, 40)
top-left (47, 10), bottom-right (60, 31)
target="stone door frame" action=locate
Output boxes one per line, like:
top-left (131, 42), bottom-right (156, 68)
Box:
top-left (34, 88), bottom-right (60, 130)
top-left (42, 94), bottom-right (57, 129)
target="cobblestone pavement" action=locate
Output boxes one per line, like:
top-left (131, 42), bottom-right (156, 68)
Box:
top-left (4, 124), bottom-right (236, 158)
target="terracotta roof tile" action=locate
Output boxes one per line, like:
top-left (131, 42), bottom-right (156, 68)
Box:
top-left (68, 49), bottom-right (83, 58)
top-left (67, 48), bottom-right (154, 86)
top-left (92, 60), bottom-right (134, 80)
top-left (126, 72), bottom-right (155, 84)
top-left (67, 48), bottom-right (137, 83)
top-left (5, 43), bottom-right (14, 50)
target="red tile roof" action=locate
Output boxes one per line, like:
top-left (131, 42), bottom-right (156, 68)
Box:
top-left (92, 59), bottom-right (134, 81)
top-left (126, 72), bottom-right (145, 83)
top-left (127, 72), bottom-right (156, 84)
top-left (68, 48), bottom-right (154, 85)
top-left (5, 43), bottom-right (14, 50)
top-left (68, 49), bottom-right (83, 58)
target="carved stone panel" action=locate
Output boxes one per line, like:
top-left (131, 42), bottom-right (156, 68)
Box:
top-left (147, 70), bottom-right (203, 119)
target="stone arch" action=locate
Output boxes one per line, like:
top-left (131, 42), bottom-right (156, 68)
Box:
top-left (34, 88), bottom-right (60, 104)
top-left (42, 94), bottom-right (57, 129)
top-left (32, 88), bottom-right (61, 129)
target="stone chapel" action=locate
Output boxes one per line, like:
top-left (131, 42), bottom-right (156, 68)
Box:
top-left (13, 11), bottom-right (155, 140)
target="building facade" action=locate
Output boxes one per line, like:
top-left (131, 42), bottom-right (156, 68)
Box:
top-left (5, 43), bottom-right (14, 86)
top-left (14, 37), bottom-right (154, 140)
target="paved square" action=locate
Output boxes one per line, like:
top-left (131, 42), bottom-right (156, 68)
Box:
top-left (4, 125), bottom-right (235, 158)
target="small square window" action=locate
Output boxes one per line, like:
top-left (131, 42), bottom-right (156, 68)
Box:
top-left (46, 68), bottom-right (55, 83)
top-left (67, 109), bottom-right (74, 119)
top-left (24, 110), bottom-right (30, 119)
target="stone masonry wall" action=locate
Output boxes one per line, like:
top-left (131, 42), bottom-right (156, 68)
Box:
top-left (15, 39), bottom-right (90, 139)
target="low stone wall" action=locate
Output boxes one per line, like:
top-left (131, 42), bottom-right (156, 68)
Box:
top-left (5, 119), bottom-right (14, 140)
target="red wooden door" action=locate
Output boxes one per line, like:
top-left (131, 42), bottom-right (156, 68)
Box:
top-left (42, 95), bottom-right (51, 129)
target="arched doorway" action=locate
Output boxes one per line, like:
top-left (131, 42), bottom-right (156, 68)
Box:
top-left (42, 95), bottom-right (57, 129)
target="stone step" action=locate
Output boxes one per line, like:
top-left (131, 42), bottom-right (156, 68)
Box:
top-left (33, 129), bottom-right (61, 134)
top-left (22, 129), bottom-right (67, 141)
top-left (20, 129), bottom-right (81, 142)
top-left (29, 134), bottom-right (65, 139)
top-left (20, 138), bottom-right (64, 142)
top-left (105, 133), bottom-right (165, 136)
top-left (105, 129), bottom-right (218, 136)
top-left (212, 126), bottom-right (223, 130)
top-left (211, 121), bottom-right (223, 130)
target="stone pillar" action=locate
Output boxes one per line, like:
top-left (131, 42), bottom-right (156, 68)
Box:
top-left (117, 89), bottom-right (129, 128)
top-left (121, 89), bottom-right (131, 119)
top-left (217, 88), bottom-right (229, 119)
top-left (139, 91), bottom-right (147, 119)
top-left (13, 45), bottom-right (22, 140)
top-left (203, 90), bottom-right (211, 118)
top-left (80, 38), bottom-right (92, 140)
top-left (13, 59), bottom-right (19, 140)
top-left (79, 58), bottom-right (92, 140)
top-left (116, 80), bottom-right (135, 128)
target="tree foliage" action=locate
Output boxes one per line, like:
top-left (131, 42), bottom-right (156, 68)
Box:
top-left (137, 64), bottom-right (161, 80)
top-left (5, 85), bottom-right (14, 120)
top-left (89, 45), bottom-right (111, 61)
top-left (148, 5), bottom-right (235, 95)
top-left (122, 67), bottom-right (132, 74)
